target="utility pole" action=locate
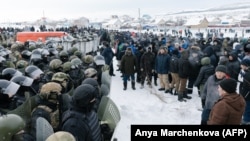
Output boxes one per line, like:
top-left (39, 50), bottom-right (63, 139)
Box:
top-left (138, 8), bottom-right (141, 37)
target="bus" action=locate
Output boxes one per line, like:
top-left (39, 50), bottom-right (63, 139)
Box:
top-left (16, 31), bottom-right (71, 43)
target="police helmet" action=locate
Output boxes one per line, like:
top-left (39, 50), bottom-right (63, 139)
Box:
top-left (40, 82), bottom-right (62, 101)
top-left (21, 50), bottom-right (32, 59)
top-left (48, 47), bottom-right (58, 56)
top-left (51, 72), bottom-right (69, 82)
top-left (62, 62), bottom-right (72, 72)
top-left (41, 48), bottom-right (50, 56)
top-left (0, 79), bottom-right (20, 95)
top-left (69, 55), bottom-right (78, 61)
top-left (94, 55), bottom-right (105, 66)
top-left (25, 65), bottom-right (44, 79)
top-left (46, 131), bottom-right (76, 141)
top-left (67, 47), bottom-right (78, 56)
top-left (70, 58), bottom-right (82, 69)
top-left (49, 59), bottom-right (63, 71)
top-left (11, 43), bottom-right (19, 52)
top-left (83, 55), bottom-right (94, 64)
top-left (31, 49), bottom-right (42, 62)
top-left (29, 44), bottom-right (36, 51)
top-left (16, 60), bottom-right (28, 69)
top-left (72, 84), bottom-right (96, 108)
top-left (59, 51), bottom-right (68, 58)
top-left (0, 114), bottom-right (25, 141)
top-left (10, 75), bottom-right (34, 87)
top-left (74, 51), bottom-right (82, 58)
top-left (84, 68), bottom-right (97, 78)
top-left (2, 68), bottom-right (23, 80)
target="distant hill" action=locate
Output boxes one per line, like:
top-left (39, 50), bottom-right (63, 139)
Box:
top-left (164, 1), bottom-right (250, 16)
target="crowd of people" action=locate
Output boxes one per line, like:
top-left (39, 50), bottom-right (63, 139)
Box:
top-left (111, 29), bottom-right (250, 125)
top-left (0, 25), bottom-right (250, 140)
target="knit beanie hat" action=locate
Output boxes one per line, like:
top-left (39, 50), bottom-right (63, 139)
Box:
top-left (219, 78), bottom-right (237, 93)
top-left (215, 65), bottom-right (227, 73)
top-left (241, 59), bottom-right (250, 67)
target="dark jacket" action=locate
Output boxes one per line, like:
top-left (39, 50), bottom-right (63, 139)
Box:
top-left (169, 54), bottom-right (179, 73)
top-left (178, 50), bottom-right (190, 78)
top-left (207, 93), bottom-right (246, 125)
top-left (240, 68), bottom-right (250, 101)
top-left (120, 50), bottom-right (137, 75)
top-left (194, 57), bottom-right (215, 86)
top-left (101, 46), bottom-right (114, 65)
top-left (140, 51), bottom-right (155, 72)
top-left (226, 52), bottom-right (241, 80)
top-left (62, 108), bottom-right (102, 141)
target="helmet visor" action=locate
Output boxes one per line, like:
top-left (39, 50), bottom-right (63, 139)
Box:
top-left (2, 81), bottom-right (20, 95)
top-left (30, 69), bottom-right (43, 79)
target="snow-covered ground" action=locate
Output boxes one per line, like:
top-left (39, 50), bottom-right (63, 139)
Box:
top-left (109, 59), bottom-right (202, 141)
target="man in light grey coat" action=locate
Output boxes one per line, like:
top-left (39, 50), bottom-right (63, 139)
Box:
top-left (201, 65), bottom-right (228, 125)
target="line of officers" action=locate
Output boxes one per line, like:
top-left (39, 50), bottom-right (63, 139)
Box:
top-left (0, 40), bottom-right (110, 140)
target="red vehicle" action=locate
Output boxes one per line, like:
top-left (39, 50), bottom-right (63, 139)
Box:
top-left (16, 31), bottom-right (69, 43)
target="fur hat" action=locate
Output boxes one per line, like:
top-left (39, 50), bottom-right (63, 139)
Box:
top-left (219, 78), bottom-right (237, 93)
top-left (215, 65), bottom-right (227, 73)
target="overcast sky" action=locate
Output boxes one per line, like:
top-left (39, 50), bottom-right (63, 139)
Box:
top-left (0, 0), bottom-right (247, 22)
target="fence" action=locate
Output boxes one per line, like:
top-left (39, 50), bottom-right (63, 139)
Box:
top-left (61, 35), bottom-right (100, 55)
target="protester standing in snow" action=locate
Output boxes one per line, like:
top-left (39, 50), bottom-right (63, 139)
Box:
top-left (239, 59), bottom-right (250, 125)
top-left (120, 47), bottom-right (137, 90)
top-left (155, 46), bottom-right (171, 93)
top-left (200, 65), bottom-right (228, 125)
top-left (140, 46), bottom-right (155, 88)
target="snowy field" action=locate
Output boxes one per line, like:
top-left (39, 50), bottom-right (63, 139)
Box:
top-left (109, 59), bottom-right (202, 141)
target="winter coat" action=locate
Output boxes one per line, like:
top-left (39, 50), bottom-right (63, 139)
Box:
top-left (240, 69), bottom-right (250, 101)
top-left (135, 50), bottom-right (144, 71)
top-left (226, 52), bottom-right (241, 80)
top-left (188, 46), bottom-right (203, 77)
top-left (201, 75), bottom-right (224, 109)
top-left (194, 57), bottom-right (215, 86)
top-left (140, 51), bottom-right (155, 72)
top-left (169, 54), bottom-right (179, 73)
top-left (120, 50), bottom-right (137, 75)
top-left (207, 93), bottom-right (246, 125)
top-left (101, 46), bottom-right (114, 65)
top-left (62, 108), bottom-right (103, 141)
top-left (155, 48), bottom-right (170, 74)
top-left (178, 50), bottom-right (190, 79)
top-left (203, 46), bottom-right (218, 68)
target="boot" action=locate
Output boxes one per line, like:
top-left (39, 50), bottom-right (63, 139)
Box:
top-left (173, 90), bottom-right (178, 96)
top-left (169, 88), bottom-right (173, 95)
top-left (183, 92), bottom-right (192, 99)
top-left (186, 88), bottom-right (193, 94)
top-left (154, 79), bottom-right (157, 86)
top-left (178, 93), bottom-right (185, 102)
top-left (140, 82), bottom-right (144, 89)
top-left (132, 81), bottom-right (136, 90)
top-left (123, 82), bottom-right (127, 90)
